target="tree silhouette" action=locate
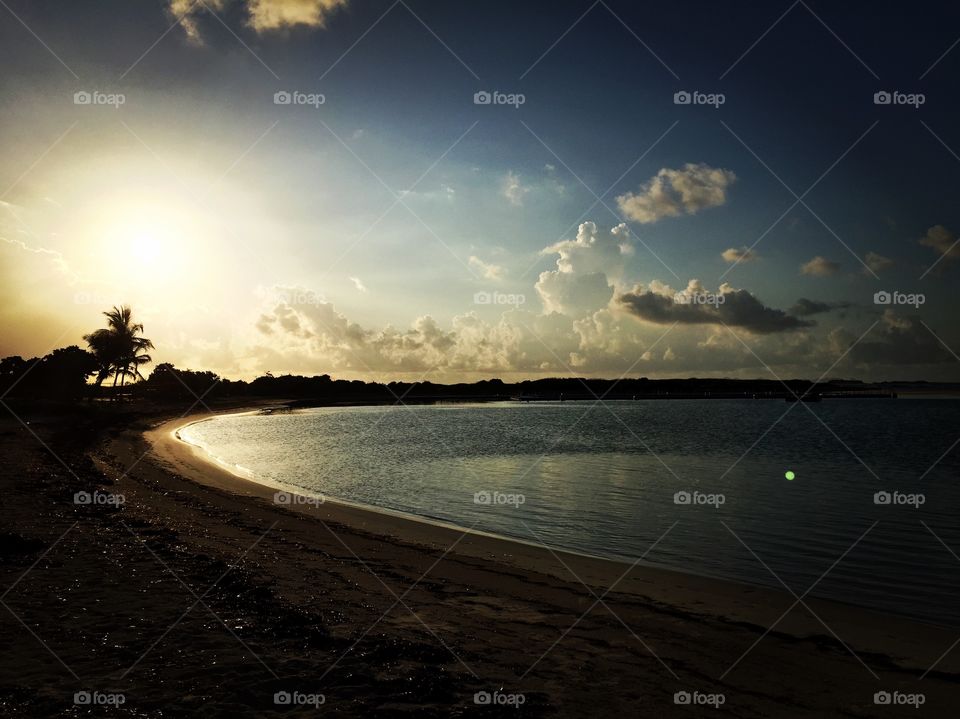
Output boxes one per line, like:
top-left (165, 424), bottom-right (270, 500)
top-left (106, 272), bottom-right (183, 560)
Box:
top-left (83, 305), bottom-right (154, 399)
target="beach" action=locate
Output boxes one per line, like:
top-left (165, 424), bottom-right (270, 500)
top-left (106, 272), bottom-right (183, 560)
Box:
top-left (0, 402), bottom-right (956, 716)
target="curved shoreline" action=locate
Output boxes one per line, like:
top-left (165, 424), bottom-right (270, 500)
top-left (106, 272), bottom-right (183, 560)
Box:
top-left (170, 408), bottom-right (654, 569)
top-left (142, 408), bottom-right (957, 673)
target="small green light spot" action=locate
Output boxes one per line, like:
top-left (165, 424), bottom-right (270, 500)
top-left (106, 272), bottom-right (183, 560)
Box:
top-left (785, 470), bottom-right (796, 481)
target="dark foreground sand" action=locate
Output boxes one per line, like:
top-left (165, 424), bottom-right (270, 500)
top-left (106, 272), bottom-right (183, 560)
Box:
top-left (0, 401), bottom-right (957, 717)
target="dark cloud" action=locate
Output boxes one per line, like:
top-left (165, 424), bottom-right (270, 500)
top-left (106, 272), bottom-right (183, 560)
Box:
top-left (844, 313), bottom-right (955, 365)
top-left (789, 298), bottom-right (853, 317)
top-left (617, 286), bottom-right (813, 334)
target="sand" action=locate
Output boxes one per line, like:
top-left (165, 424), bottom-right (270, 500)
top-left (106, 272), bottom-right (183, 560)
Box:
top-left (0, 401), bottom-right (957, 717)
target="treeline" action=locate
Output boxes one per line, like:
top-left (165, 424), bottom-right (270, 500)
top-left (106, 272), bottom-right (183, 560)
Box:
top-left (0, 347), bottom-right (916, 404)
top-left (0, 347), bottom-right (100, 400)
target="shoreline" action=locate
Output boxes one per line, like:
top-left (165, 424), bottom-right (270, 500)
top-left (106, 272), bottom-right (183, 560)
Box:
top-left (147, 408), bottom-right (959, 674)
top-left (4, 401), bottom-right (958, 716)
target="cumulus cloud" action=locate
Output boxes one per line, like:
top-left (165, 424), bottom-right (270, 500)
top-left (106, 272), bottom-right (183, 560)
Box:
top-left (247, 0), bottom-right (347, 31)
top-left (919, 225), bottom-right (959, 262)
top-left (616, 163), bottom-right (736, 224)
top-left (536, 222), bottom-right (632, 315)
top-left (246, 276), bottom-right (955, 380)
top-left (863, 251), bottom-right (893, 274)
top-left (170, 0), bottom-right (346, 42)
top-left (789, 298), bottom-right (852, 316)
top-left (800, 256), bottom-right (840, 276)
top-left (617, 280), bottom-right (813, 334)
top-left (255, 289), bottom-right (455, 372)
top-left (469, 255), bottom-right (505, 280)
top-left (722, 246), bottom-right (759, 263)
top-left (254, 287), bottom-right (588, 374)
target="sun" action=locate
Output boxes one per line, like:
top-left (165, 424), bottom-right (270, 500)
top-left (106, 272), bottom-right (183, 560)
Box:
top-left (130, 229), bottom-right (164, 265)
top-left (87, 194), bottom-right (197, 284)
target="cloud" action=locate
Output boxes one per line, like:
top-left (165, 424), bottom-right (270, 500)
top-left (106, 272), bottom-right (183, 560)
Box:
top-left (536, 222), bottom-right (632, 315)
top-left (789, 298), bottom-right (852, 316)
top-left (247, 0), bottom-right (347, 31)
top-left (170, 0), bottom-right (347, 42)
top-left (838, 311), bottom-right (954, 366)
top-left (617, 280), bottom-right (813, 334)
top-left (0, 236), bottom-right (79, 357)
top-left (919, 225), bottom-right (959, 262)
top-left (800, 256), bottom-right (840, 276)
top-left (863, 251), bottom-right (893, 274)
top-left (469, 255), bottom-right (505, 280)
top-left (349, 276), bottom-right (367, 292)
top-left (502, 171), bottom-right (530, 206)
top-left (722, 246), bottom-right (759, 263)
top-left (255, 289), bottom-right (455, 372)
top-left (169, 0), bottom-right (224, 43)
top-left (616, 163), bottom-right (736, 224)
top-left (254, 287), bottom-right (589, 374)
top-left (245, 278), bottom-right (956, 380)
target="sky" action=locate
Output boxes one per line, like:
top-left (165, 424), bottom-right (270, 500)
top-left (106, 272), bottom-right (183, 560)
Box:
top-left (1, 0), bottom-right (959, 382)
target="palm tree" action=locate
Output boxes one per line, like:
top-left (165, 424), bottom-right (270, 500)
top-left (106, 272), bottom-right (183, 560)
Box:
top-left (83, 305), bottom-right (154, 399)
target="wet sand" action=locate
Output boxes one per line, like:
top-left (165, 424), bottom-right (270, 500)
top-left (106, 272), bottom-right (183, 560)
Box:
top-left (0, 402), bottom-right (957, 716)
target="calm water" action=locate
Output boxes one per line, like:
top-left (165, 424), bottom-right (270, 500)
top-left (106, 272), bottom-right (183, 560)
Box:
top-left (180, 400), bottom-right (960, 626)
